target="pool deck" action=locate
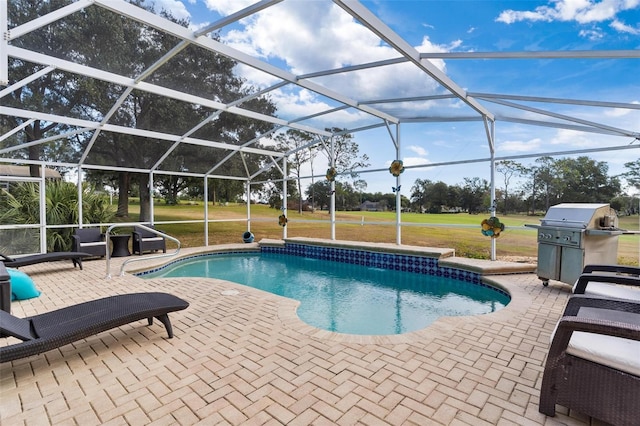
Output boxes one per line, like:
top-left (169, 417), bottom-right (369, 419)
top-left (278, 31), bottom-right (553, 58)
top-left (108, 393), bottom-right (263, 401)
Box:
top-left (1, 243), bottom-right (607, 425)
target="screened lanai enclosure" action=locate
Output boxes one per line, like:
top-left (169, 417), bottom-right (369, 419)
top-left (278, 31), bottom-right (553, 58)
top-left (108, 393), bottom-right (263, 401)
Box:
top-left (1, 0), bottom-right (639, 259)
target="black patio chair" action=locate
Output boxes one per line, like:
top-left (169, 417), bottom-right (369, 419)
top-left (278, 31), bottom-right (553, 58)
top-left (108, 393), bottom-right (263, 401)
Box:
top-left (539, 295), bottom-right (640, 426)
top-left (132, 225), bottom-right (166, 255)
top-left (71, 228), bottom-right (107, 257)
top-left (0, 292), bottom-right (189, 363)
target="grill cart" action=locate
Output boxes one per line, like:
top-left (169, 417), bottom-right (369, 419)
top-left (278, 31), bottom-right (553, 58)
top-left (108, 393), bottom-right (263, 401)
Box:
top-left (526, 203), bottom-right (622, 286)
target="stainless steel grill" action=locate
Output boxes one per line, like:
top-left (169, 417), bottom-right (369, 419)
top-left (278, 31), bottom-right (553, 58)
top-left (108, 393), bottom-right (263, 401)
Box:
top-left (526, 203), bottom-right (622, 286)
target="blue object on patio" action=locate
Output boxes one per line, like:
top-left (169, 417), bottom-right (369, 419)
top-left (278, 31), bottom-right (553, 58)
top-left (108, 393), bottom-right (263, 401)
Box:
top-left (0, 292), bottom-right (189, 363)
top-left (7, 269), bottom-right (40, 301)
top-left (242, 231), bottom-right (254, 243)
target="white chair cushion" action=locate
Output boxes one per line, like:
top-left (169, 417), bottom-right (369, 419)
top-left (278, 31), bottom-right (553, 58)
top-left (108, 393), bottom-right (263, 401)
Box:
top-left (141, 237), bottom-right (163, 242)
top-left (80, 242), bottom-right (107, 247)
top-left (566, 332), bottom-right (640, 376)
top-left (576, 281), bottom-right (640, 301)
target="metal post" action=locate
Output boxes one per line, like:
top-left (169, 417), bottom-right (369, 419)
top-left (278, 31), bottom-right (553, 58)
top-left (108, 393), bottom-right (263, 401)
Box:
top-left (395, 124), bottom-right (402, 245)
top-left (77, 166), bottom-right (83, 228)
top-left (489, 121), bottom-right (497, 260)
top-left (0, 1), bottom-right (7, 86)
top-left (282, 157), bottom-right (288, 239)
top-left (330, 136), bottom-right (336, 240)
top-left (246, 181), bottom-right (251, 232)
top-left (39, 165), bottom-right (46, 253)
top-left (149, 171), bottom-right (155, 225)
top-left (204, 176), bottom-right (209, 246)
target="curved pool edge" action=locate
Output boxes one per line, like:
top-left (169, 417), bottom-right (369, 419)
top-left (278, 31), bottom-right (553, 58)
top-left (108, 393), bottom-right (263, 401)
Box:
top-left (273, 274), bottom-right (533, 345)
top-left (127, 242), bottom-right (536, 345)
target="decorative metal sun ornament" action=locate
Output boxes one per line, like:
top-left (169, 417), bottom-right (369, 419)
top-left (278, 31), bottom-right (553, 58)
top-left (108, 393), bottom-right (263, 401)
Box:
top-left (481, 216), bottom-right (505, 238)
top-left (326, 167), bottom-right (337, 182)
top-left (389, 160), bottom-right (404, 177)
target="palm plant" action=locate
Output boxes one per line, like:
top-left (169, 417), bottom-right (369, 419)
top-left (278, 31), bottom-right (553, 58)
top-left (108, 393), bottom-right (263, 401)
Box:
top-left (0, 180), bottom-right (115, 252)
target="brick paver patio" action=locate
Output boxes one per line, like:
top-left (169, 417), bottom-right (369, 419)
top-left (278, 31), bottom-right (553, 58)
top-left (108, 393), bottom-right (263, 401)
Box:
top-left (1, 247), bottom-right (609, 425)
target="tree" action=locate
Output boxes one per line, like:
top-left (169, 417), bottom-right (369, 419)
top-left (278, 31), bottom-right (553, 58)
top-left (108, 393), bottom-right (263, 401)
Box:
top-left (622, 160), bottom-right (640, 192)
top-left (3, 0), bottom-right (116, 177)
top-left (353, 179), bottom-right (367, 205)
top-left (554, 157), bottom-right (620, 203)
top-left (275, 130), bottom-right (315, 213)
top-left (410, 178), bottom-right (431, 213)
top-left (526, 157), bottom-right (558, 213)
top-left (459, 177), bottom-right (489, 213)
top-left (306, 181), bottom-right (333, 211)
top-left (321, 129), bottom-right (370, 179)
top-left (496, 160), bottom-right (525, 214)
top-left (410, 179), bottom-right (451, 213)
top-left (4, 2), bottom-right (277, 222)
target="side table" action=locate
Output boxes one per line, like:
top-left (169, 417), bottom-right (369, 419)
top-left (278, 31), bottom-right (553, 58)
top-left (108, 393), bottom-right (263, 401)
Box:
top-left (109, 234), bottom-right (131, 257)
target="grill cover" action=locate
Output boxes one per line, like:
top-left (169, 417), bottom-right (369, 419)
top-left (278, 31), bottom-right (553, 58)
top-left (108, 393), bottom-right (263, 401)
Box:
top-left (540, 203), bottom-right (612, 229)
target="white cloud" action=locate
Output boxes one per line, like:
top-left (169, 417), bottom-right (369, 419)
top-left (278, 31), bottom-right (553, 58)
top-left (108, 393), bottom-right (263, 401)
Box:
top-left (390, 157), bottom-right (431, 168)
top-left (496, 0), bottom-right (640, 31)
top-left (605, 105), bottom-right (635, 117)
top-left (203, 0), bottom-right (255, 15)
top-left (151, 0), bottom-right (191, 20)
top-left (194, 1), bottom-right (461, 127)
top-left (550, 129), bottom-right (599, 147)
top-left (610, 19), bottom-right (640, 33)
top-left (408, 145), bottom-right (429, 157)
top-left (497, 138), bottom-right (543, 152)
top-left (579, 28), bottom-right (606, 39)
top-left (270, 88), bottom-right (371, 127)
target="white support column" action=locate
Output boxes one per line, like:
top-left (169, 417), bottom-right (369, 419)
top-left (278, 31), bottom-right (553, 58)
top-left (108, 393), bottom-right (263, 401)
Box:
top-left (204, 177), bottom-right (209, 246)
top-left (149, 171), bottom-right (155, 225)
top-left (395, 124), bottom-right (402, 245)
top-left (282, 157), bottom-right (288, 239)
top-left (246, 181), bottom-right (251, 231)
top-left (489, 120), bottom-right (497, 260)
top-left (39, 165), bottom-right (46, 253)
top-left (77, 166), bottom-right (83, 227)
top-left (0, 0), bottom-right (7, 86)
top-left (330, 136), bottom-right (336, 240)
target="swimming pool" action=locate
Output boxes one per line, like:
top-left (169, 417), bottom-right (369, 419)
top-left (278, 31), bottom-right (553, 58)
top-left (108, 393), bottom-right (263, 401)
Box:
top-left (141, 251), bottom-right (510, 335)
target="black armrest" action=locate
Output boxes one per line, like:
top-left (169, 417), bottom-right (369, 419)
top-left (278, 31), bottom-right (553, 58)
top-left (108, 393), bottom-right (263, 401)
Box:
top-left (583, 264), bottom-right (640, 277)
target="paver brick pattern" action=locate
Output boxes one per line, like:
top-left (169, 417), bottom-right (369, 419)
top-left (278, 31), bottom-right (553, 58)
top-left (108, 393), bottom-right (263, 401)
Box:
top-left (0, 249), bottom-right (608, 425)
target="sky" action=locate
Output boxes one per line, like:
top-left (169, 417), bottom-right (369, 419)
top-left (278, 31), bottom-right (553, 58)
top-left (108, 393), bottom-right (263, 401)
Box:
top-left (148, 0), bottom-right (639, 197)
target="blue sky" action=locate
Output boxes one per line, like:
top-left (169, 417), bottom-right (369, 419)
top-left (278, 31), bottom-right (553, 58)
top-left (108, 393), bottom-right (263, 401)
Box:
top-left (152, 0), bottom-right (639, 197)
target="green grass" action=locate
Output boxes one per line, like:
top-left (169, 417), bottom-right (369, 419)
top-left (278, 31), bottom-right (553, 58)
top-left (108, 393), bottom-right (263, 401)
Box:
top-left (122, 202), bottom-right (639, 265)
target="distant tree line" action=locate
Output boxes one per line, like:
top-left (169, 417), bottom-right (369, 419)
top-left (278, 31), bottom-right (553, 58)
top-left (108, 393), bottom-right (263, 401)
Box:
top-left (296, 156), bottom-right (639, 215)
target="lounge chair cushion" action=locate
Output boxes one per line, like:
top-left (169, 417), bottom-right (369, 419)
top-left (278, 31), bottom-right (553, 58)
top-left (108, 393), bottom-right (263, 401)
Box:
top-left (573, 280), bottom-right (640, 301)
top-left (549, 307), bottom-right (640, 377)
top-left (567, 331), bottom-right (640, 376)
top-left (7, 269), bottom-right (41, 301)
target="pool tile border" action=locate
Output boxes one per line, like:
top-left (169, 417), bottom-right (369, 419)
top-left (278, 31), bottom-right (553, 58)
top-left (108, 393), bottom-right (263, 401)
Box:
top-left (136, 241), bottom-right (509, 300)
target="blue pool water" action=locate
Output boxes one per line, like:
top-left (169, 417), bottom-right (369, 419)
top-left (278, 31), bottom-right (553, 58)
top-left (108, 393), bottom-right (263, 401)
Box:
top-left (142, 252), bottom-right (510, 335)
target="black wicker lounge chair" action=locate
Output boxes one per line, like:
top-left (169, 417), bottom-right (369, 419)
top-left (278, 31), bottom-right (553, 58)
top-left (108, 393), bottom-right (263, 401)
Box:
top-left (0, 292), bottom-right (189, 363)
top-left (539, 295), bottom-right (640, 426)
top-left (573, 264), bottom-right (640, 301)
top-left (1, 252), bottom-right (91, 270)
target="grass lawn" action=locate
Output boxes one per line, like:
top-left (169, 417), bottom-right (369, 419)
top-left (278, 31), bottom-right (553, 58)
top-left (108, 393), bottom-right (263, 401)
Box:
top-left (122, 201), bottom-right (639, 265)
